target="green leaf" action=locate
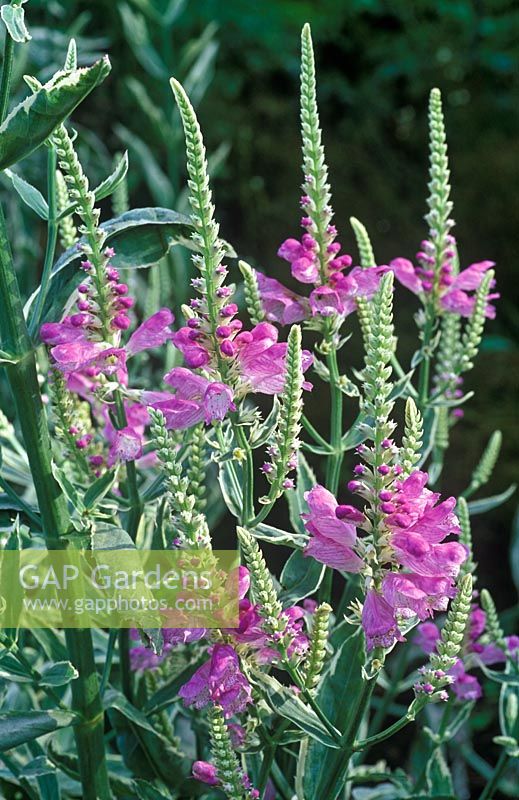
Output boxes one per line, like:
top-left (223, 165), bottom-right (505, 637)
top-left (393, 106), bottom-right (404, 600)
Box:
top-left (0, 710), bottom-right (77, 751)
top-left (39, 660), bottom-right (78, 687)
top-left (30, 628), bottom-right (68, 662)
top-left (104, 688), bottom-right (159, 736)
top-left (83, 469), bottom-right (118, 509)
top-left (476, 661), bottom-right (519, 686)
top-left (467, 484), bottom-right (517, 515)
top-left (0, 58), bottom-right (111, 171)
top-left (280, 548), bottom-right (324, 604)
top-left (426, 748), bottom-right (454, 796)
top-left (252, 670), bottom-right (340, 748)
top-left (3, 169), bottom-right (48, 219)
top-left (250, 522), bottom-right (306, 549)
top-left (303, 629), bottom-right (367, 797)
top-left (133, 780), bottom-right (174, 800)
top-left (286, 452), bottom-right (316, 535)
top-left (1, 3), bottom-right (31, 43)
top-left (92, 523), bottom-right (136, 550)
top-left (218, 458), bottom-right (243, 518)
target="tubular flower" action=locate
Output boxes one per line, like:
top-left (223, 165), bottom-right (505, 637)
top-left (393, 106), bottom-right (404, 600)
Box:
top-left (389, 241), bottom-right (498, 318)
top-left (144, 368), bottom-right (235, 430)
top-left (178, 643), bottom-right (252, 718)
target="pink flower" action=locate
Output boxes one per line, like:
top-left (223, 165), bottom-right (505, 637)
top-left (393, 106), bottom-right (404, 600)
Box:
top-left (302, 484), bottom-right (364, 572)
top-left (171, 326), bottom-right (211, 368)
top-left (109, 426), bottom-right (143, 463)
top-left (414, 621), bottom-right (441, 654)
top-left (388, 251), bottom-right (498, 318)
top-left (449, 660), bottom-right (482, 701)
top-left (234, 323), bottom-right (313, 395)
top-left (256, 271), bottom-right (309, 324)
top-left (192, 761), bottom-right (218, 786)
top-left (278, 237), bottom-right (320, 284)
top-left (178, 643), bottom-right (252, 717)
top-left (362, 589), bottom-right (405, 651)
top-left (144, 368), bottom-right (235, 429)
top-left (41, 309), bottom-right (175, 380)
top-left (383, 573), bottom-right (455, 620)
top-left (125, 308), bottom-right (174, 355)
top-left (102, 402), bottom-right (149, 466)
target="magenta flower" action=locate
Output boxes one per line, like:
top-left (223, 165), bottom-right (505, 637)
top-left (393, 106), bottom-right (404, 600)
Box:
top-left (234, 322), bottom-right (313, 395)
top-left (178, 643), bottom-right (252, 717)
top-left (101, 402), bottom-right (150, 466)
top-left (382, 573), bottom-right (456, 620)
top-left (302, 484), bottom-right (364, 572)
top-left (278, 236), bottom-right (320, 283)
top-left (389, 250), bottom-right (498, 318)
top-left (144, 368), bottom-right (235, 429)
top-left (171, 326), bottom-right (211, 368)
top-left (362, 589), bottom-right (405, 651)
top-left (192, 761), bottom-right (218, 786)
top-left (256, 271), bottom-right (309, 324)
top-left (41, 308), bottom-right (175, 380)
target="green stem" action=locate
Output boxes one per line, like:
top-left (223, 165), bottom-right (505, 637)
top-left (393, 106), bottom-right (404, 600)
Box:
top-left (0, 203), bottom-right (111, 800)
top-left (365, 647), bottom-right (408, 742)
top-left (113, 391), bottom-right (142, 540)
top-left (99, 629), bottom-right (118, 697)
top-left (319, 679), bottom-right (376, 800)
top-left (302, 413), bottom-right (331, 449)
top-left (28, 147), bottom-right (59, 336)
top-left (354, 703), bottom-right (421, 750)
top-left (418, 306), bottom-right (435, 408)
top-left (0, 30), bottom-right (14, 123)
top-left (325, 347), bottom-right (343, 494)
top-left (258, 720), bottom-right (291, 796)
top-left (478, 751), bottom-right (509, 800)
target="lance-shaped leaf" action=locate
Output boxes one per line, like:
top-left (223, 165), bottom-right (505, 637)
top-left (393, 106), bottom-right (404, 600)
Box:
top-left (0, 57), bottom-right (111, 171)
top-left (0, 710), bottom-right (77, 751)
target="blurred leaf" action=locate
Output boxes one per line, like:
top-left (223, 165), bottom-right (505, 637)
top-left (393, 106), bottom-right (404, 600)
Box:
top-left (467, 484), bottom-right (517, 515)
top-left (83, 469), bottom-right (118, 510)
top-left (119, 3), bottom-right (167, 79)
top-left (510, 507), bottom-right (519, 597)
top-left (3, 169), bottom-right (48, 219)
top-left (0, 57), bottom-right (111, 171)
top-left (39, 660), bottom-right (79, 687)
top-left (426, 749), bottom-right (454, 796)
top-left (0, 710), bottom-right (77, 751)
